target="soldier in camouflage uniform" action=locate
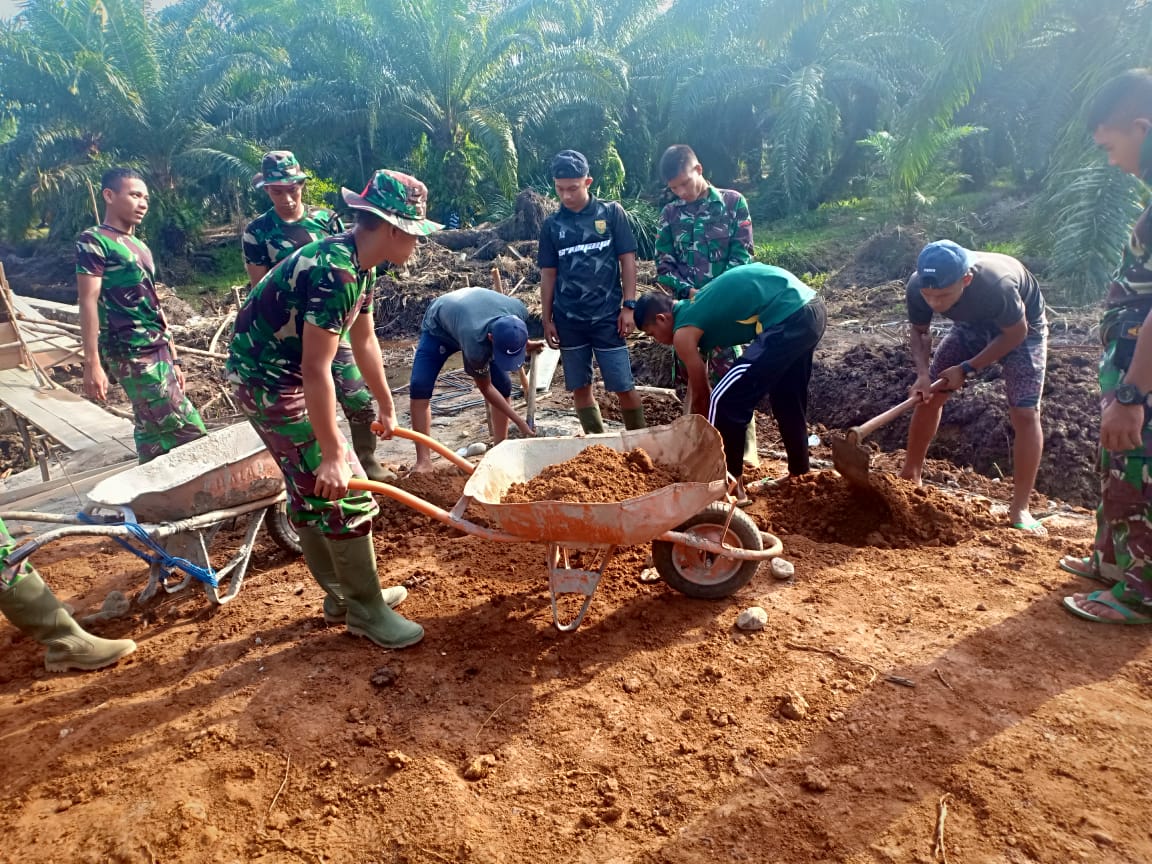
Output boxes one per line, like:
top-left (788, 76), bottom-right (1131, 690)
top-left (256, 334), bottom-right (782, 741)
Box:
top-left (228, 169), bottom-right (440, 649)
top-left (1061, 70), bottom-right (1152, 624)
top-left (656, 145), bottom-right (759, 470)
top-left (0, 517), bottom-right (136, 672)
top-left (76, 168), bottom-right (207, 463)
top-left (242, 151), bottom-right (392, 482)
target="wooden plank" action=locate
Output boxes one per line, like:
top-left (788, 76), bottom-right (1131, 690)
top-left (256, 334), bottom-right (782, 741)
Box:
top-left (0, 459), bottom-right (136, 507)
top-left (0, 367), bottom-right (133, 451)
top-left (0, 385), bottom-right (96, 450)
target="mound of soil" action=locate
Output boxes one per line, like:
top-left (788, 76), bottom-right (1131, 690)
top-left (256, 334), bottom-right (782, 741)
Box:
top-left (826, 226), bottom-right (926, 290)
top-left (808, 342), bottom-right (1100, 507)
top-left (746, 470), bottom-right (997, 547)
top-left (595, 387), bottom-right (683, 427)
top-left (503, 445), bottom-right (681, 504)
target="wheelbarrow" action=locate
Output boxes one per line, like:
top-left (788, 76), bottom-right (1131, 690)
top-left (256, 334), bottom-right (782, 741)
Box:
top-left (356, 415), bottom-right (784, 631)
top-left (0, 423), bottom-right (302, 606)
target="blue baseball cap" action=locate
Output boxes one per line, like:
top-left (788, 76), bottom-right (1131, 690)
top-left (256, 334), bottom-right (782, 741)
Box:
top-left (490, 316), bottom-right (528, 373)
top-left (551, 149), bottom-right (590, 179)
top-left (916, 240), bottom-right (972, 288)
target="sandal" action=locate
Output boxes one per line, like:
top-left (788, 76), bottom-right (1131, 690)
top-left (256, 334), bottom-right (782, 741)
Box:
top-left (1011, 516), bottom-right (1048, 536)
top-left (1057, 555), bottom-right (1120, 587)
top-left (1062, 588), bottom-right (1152, 625)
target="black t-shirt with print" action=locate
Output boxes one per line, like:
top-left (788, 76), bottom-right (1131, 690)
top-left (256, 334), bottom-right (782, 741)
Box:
top-left (538, 196), bottom-right (637, 323)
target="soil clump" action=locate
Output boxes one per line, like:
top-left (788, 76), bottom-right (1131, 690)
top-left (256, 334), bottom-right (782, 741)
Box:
top-left (502, 445), bottom-right (681, 504)
top-left (746, 470), bottom-right (997, 547)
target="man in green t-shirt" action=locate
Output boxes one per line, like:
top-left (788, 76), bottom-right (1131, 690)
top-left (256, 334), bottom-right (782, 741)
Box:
top-left (75, 168), bottom-right (206, 463)
top-left (634, 263), bottom-right (826, 500)
top-left (241, 150), bottom-right (390, 481)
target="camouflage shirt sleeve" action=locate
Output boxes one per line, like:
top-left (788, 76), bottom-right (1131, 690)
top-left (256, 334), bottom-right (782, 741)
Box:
top-left (654, 203), bottom-right (694, 300)
top-left (727, 191), bottom-right (754, 269)
top-left (303, 267), bottom-right (363, 335)
top-left (241, 217), bottom-right (272, 269)
top-left (75, 230), bottom-right (107, 276)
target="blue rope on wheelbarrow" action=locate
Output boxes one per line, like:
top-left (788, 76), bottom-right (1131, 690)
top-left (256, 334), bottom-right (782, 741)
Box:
top-left (77, 508), bottom-right (219, 588)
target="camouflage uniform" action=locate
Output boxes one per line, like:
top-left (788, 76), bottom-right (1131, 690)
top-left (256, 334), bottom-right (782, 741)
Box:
top-left (75, 226), bottom-right (206, 463)
top-left (1089, 137), bottom-right (1152, 611)
top-left (227, 233), bottom-right (379, 538)
top-left (242, 205), bottom-right (375, 425)
top-left (656, 186), bottom-right (754, 384)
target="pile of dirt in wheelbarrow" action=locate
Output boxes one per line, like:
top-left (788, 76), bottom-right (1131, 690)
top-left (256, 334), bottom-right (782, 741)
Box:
top-left (502, 445), bottom-right (682, 504)
top-left (745, 470), bottom-right (997, 547)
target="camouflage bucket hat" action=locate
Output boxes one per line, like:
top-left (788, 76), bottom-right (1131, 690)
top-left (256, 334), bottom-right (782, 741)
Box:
top-left (252, 151), bottom-right (308, 188)
top-left (341, 169), bottom-right (442, 236)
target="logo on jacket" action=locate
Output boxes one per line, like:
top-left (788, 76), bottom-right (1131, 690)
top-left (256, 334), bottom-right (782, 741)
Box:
top-left (594, 220), bottom-right (607, 235)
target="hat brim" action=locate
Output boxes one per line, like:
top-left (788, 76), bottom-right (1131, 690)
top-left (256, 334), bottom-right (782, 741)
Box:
top-left (491, 346), bottom-right (527, 373)
top-left (341, 187), bottom-right (442, 236)
top-left (254, 173), bottom-right (308, 189)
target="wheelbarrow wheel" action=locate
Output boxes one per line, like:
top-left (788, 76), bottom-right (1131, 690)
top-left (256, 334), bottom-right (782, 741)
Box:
top-left (267, 503), bottom-right (302, 556)
top-left (652, 502), bottom-right (763, 599)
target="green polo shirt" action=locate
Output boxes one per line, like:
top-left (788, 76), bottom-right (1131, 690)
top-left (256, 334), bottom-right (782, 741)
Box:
top-left (672, 263), bottom-right (814, 351)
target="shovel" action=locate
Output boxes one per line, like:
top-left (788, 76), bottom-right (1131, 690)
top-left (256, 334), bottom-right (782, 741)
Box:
top-left (830, 378), bottom-right (947, 488)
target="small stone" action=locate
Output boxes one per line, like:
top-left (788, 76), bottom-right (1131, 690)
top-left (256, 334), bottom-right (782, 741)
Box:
top-left (599, 806), bottom-right (624, 823)
top-left (643, 732), bottom-right (657, 743)
top-left (318, 758), bottom-right (338, 772)
top-left (370, 667), bottom-right (399, 688)
top-left (254, 637), bottom-right (263, 646)
top-left (801, 766), bottom-right (831, 792)
top-left (464, 754), bottom-right (497, 781)
top-left (54, 800), bottom-right (74, 813)
top-left (352, 726), bottom-right (379, 746)
top-left (1089, 831), bottom-right (1115, 847)
top-left (770, 558), bottom-right (796, 580)
top-left (975, 603), bottom-right (988, 612)
top-left (293, 584), bottom-right (305, 596)
top-left (736, 606), bottom-right (768, 631)
top-left (385, 750), bottom-right (410, 770)
top-left (827, 710), bottom-right (845, 722)
top-left (1010, 542), bottom-right (1029, 555)
top-left (678, 708), bottom-right (694, 722)
top-left (779, 691), bottom-right (809, 721)
top-left (622, 676), bottom-right (643, 693)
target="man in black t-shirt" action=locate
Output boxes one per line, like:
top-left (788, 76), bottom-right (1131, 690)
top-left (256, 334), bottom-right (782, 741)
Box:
top-left (900, 240), bottom-right (1048, 533)
top-left (538, 150), bottom-right (646, 434)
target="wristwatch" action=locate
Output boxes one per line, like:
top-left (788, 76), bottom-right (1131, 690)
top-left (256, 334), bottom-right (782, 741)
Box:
top-left (1113, 383), bottom-right (1149, 406)
top-left (960, 360), bottom-right (978, 379)
top-left (622, 299), bottom-right (637, 310)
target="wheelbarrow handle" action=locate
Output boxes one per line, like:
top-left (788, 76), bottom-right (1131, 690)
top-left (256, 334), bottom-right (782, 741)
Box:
top-left (369, 424), bottom-right (476, 474)
top-left (852, 377), bottom-right (948, 440)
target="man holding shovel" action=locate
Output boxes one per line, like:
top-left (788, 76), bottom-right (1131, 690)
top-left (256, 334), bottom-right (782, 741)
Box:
top-left (633, 263), bottom-right (826, 503)
top-left (900, 240), bottom-right (1048, 533)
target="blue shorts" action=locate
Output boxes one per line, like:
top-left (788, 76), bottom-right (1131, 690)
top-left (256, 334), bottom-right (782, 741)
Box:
top-left (554, 314), bottom-right (635, 393)
top-left (409, 332), bottom-right (511, 400)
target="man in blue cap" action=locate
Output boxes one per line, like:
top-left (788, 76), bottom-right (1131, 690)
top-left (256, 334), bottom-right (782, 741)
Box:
top-left (900, 240), bottom-right (1048, 533)
top-left (409, 287), bottom-right (541, 471)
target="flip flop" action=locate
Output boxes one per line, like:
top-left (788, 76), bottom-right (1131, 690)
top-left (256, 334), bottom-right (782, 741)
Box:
top-left (1011, 516), bottom-right (1048, 536)
top-left (1062, 589), bottom-right (1152, 625)
top-left (1057, 555), bottom-right (1118, 586)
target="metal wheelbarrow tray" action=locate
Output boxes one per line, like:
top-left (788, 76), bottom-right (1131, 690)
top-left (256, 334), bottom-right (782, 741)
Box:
top-left (2, 423), bottom-right (301, 606)
top-left (356, 415), bottom-right (784, 631)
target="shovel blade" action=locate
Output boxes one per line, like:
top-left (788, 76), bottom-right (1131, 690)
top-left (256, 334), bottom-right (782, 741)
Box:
top-left (830, 430), bottom-right (873, 488)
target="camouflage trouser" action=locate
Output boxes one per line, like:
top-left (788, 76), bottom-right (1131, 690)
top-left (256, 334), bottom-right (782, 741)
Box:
top-left (0, 517), bottom-right (34, 592)
top-left (234, 383), bottom-right (378, 539)
top-left (334, 340), bottom-right (375, 425)
top-left (105, 344), bottom-right (207, 464)
top-left (1090, 338), bottom-right (1152, 608)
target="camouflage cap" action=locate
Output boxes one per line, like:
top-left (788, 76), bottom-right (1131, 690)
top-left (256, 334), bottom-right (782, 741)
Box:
top-left (341, 169), bottom-right (441, 236)
top-left (252, 151), bottom-right (308, 188)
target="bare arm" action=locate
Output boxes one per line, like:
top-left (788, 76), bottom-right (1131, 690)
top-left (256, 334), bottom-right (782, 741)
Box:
top-left (245, 263), bottom-right (269, 288)
top-left (618, 252), bottom-right (637, 337)
top-left (77, 274), bottom-right (108, 400)
top-left (474, 375), bottom-right (532, 436)
top-left (347, 308), bottom-right (398, 436)
top-left (541, 267), bottom-right (559, 348)
top-left (967, 319), bottom-right (1027, 371)
top-left (673, 327), bottom-right (709, 416)
top-left (301, 323), bottom-right (346, 496)
top-left (1100, 306), bottom-right (1152, 452)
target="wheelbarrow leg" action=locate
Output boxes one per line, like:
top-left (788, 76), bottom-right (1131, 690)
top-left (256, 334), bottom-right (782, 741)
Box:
top-left (203, 507), bottom-right (269, 605)
top-left (547, 543), bottom-right (616, 632)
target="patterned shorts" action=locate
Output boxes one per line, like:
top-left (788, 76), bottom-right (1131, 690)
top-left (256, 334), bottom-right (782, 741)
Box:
top-left (930, 321), bottom-right (1048, 409)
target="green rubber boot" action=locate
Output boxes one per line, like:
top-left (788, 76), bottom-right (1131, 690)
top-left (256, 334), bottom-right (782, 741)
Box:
top-left (329, 534), bottom-right (424, 649)
top-left (349, 421), bottom-right (395, 483)
top-left (297, 525), bottom-right (407, 624)
top-left (0, 572), bottom-right (136, 672)
top-left (576, 405), bottom-right (606, 435)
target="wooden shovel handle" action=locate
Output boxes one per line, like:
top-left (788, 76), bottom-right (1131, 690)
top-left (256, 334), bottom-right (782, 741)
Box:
top-left (852, 378), bottom-right (948, 440)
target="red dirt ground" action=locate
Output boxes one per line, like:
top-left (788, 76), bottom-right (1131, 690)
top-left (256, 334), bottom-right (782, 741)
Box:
top-left (2, 456), bottom-right (1150, 864)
